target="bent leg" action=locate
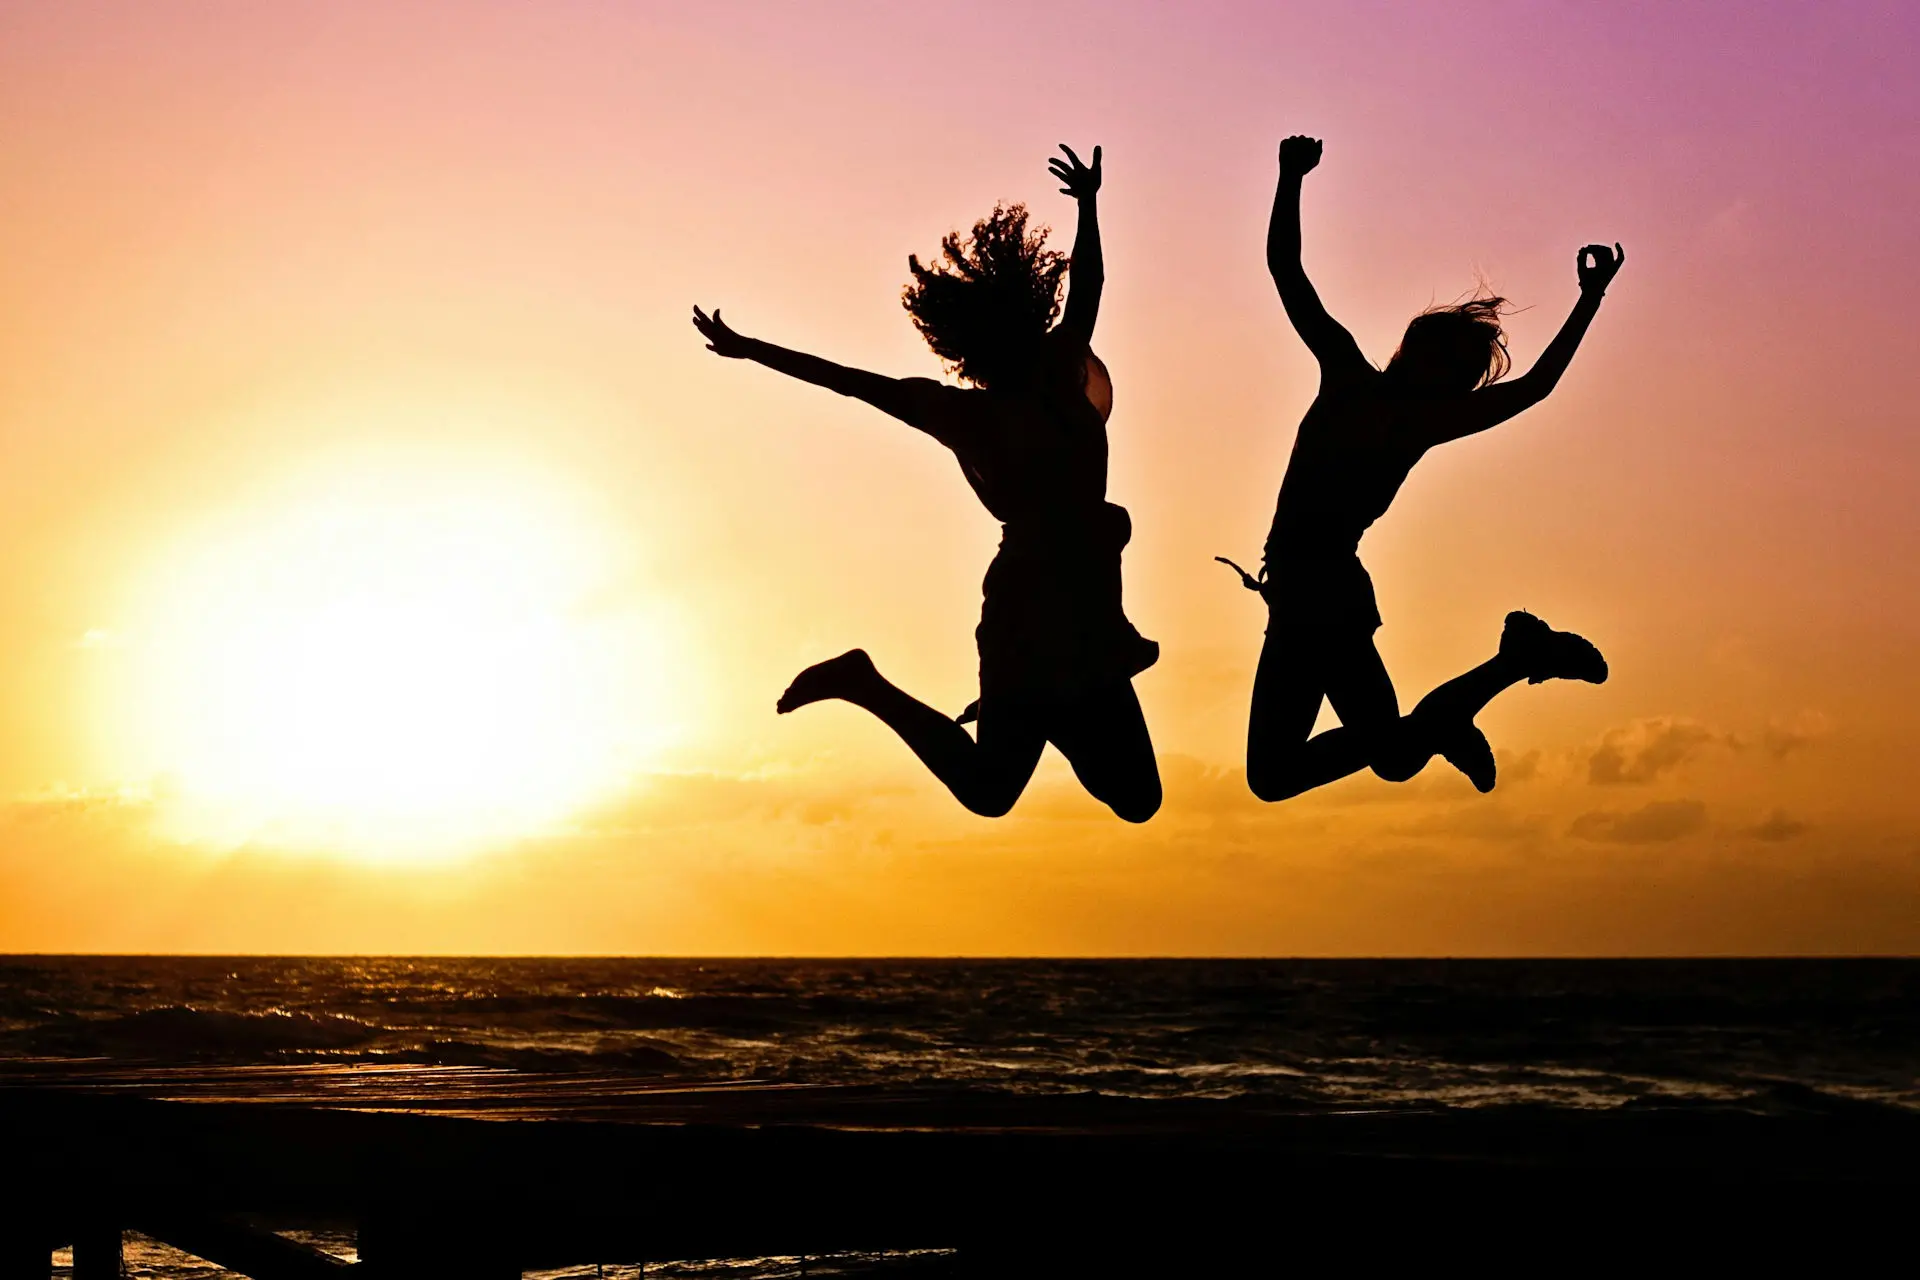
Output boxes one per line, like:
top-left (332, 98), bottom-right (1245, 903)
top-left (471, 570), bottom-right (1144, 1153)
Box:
top-left (1321, 637), bottom-right (1435, 783)
top-left (1408, 656), bottom-right (1520, 725)
top-left (779, 650), bottom-right (1045, 817)
top-left (1045, 682), bottom-right (1163, 823)
top-left (1397, 612), bottom-right (1609, 792)
top-left (1247, 626), bottom-right (1400, 802)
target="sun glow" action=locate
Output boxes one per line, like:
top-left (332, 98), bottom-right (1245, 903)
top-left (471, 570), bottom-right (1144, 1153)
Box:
top-left (118, 456), bottom-right (674, 861)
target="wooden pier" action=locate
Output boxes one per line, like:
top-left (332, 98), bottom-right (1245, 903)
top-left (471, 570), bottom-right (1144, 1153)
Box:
top-left (1, 1060), bottom-right (1914, 1276)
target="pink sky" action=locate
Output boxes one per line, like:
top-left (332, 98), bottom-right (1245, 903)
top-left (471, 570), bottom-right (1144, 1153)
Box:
top-left (0, 1), bottom-right (1916, 953)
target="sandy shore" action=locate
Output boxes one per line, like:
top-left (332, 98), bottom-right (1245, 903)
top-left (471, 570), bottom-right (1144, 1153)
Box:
top-left (3, 1059), bottom-right (1915, 1275)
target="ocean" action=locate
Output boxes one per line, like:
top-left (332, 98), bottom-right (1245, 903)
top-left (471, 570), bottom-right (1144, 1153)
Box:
top-left (5, 956), bottom-right (1916, 1275)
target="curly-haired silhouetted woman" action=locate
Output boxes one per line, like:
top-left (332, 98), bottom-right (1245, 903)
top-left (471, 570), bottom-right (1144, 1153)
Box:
top-left (1230, 135), bottom-right (1625, 801)
top-left (693, 145), bottom-right (1161, 822)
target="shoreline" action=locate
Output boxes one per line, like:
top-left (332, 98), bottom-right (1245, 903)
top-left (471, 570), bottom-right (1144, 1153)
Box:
top-left (5, 1063), bottom-right (1916, 1275)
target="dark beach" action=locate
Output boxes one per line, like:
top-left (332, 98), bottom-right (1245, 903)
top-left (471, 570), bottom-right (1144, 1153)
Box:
top-left (2, 957), bottom-right (1916, 1275)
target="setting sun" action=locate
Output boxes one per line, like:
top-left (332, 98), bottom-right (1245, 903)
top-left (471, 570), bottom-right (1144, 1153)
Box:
top-left (110, 454), bottom-right (672, 861)
top-left (2, 0), bottom-right (1915, 958)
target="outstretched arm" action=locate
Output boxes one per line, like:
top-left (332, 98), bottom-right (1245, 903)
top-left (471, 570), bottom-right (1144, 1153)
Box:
top-left (1427, 243), bottom-right (1625, 444)
top-left (1051, 143), bottom-right (1103, 343)
top-left (1268, 136), bottom-right (1367, 377)
top-left (691, 306), bottom-right (945, 429)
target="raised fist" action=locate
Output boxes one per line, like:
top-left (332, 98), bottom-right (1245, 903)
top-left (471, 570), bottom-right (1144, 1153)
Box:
top-left (1279, 135), bottom-right (1323, 177)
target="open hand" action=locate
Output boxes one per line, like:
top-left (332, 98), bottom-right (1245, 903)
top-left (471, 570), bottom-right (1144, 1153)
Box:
top-left (1577, 243), bottom-right (1625, 294)
top-left (1279, 135), bottom-right (1322, 177)
top-left (1048, 144), bottom-right (1101, 200)
top-left (691, 305), bottom-right (751, 358)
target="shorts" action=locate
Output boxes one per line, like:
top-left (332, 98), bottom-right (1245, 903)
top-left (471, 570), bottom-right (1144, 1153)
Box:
top-left (1261, 553), bottom-right (1382, 639)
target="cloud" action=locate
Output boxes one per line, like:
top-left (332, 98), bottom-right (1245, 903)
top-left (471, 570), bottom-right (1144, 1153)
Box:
top-left (1391, 805), bottom-right (1548, 842)
top-left (5, 786), bottom-right (156, 828)
top-left (1, 766), bottom-right (1918, 956)
top-left (1569, 800), bottom-right (1708, 844)
top-left (574, 771), bottom-right (913, 835)
top-left (1761, 711), bottom-right (1835, 760)
top-left (1587, 718), bottom-right (1722, 785)
top-left (1157, 754), bottom-right (1261, 816)
top-left (1496, 748), bottom-right (1541, 784)
top-left (1743, 810), bottom-right (1808, 842)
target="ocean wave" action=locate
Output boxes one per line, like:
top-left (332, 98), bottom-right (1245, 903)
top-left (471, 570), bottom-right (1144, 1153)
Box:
top-left (7, 1006), bottom-right (380, 1060)
top-left (378, 1037), bottom-right (690, 1075)
top-left (0, 958), bottom-right (1915, 1114)
top-left (369, 993), bottom-right (817, 1037)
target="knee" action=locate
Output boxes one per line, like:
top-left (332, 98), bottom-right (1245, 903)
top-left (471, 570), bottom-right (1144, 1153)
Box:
top-left (962, 795), bottom-right (1019, 820)
top-left (1369, 748), bottom-right (1428, 784)
top-left (1108, 785), bottom-right (1162, 824)
top-left (959, 785), bottom-right (1021, 819)
top-left (1247, 765), bottom-right (1309, 804)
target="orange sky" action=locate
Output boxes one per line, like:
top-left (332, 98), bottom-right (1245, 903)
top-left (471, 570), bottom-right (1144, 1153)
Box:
top-left (1, 1), bottom-right (1916, 954)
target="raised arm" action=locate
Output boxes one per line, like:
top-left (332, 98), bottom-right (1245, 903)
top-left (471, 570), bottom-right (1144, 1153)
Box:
top-left (691, 306), bottom-right (946, 430)
top-left (1426, 243), bottom-right (1625, 444)
top-left (1268, 136), bottom-right (1367, 377)
top-left (1050, 144), bottom-right (1103, 342)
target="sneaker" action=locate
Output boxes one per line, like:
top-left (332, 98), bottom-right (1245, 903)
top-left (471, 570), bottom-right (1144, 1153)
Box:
top-left (1500, 610), bottom-right (1608, 685)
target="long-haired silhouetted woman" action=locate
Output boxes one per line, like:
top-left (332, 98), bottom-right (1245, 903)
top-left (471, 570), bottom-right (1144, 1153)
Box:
top-left (1230, 135), bottom-right (1624, 800)
top-left (693, 145), bottom-right (1161, 822)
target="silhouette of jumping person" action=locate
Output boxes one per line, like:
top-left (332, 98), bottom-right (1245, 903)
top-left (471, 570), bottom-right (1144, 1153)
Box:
top-left (1229, 136), bottom-right (1624, 801)
top-left (693, 145), bottom-right (1161, 822)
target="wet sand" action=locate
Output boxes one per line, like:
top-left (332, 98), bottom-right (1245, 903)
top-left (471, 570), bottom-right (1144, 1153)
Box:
top-left (3, 1058), bottom-right (1915, 1275)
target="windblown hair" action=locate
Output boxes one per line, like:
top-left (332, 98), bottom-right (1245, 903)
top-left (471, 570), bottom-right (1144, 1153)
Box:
top-left (902, 204), bottom-right (1067, 388)
top-left (1388, 295), bottom-right (1513, 389)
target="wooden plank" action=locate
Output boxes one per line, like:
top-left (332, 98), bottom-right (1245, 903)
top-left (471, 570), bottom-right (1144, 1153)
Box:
top-left (3, 1081), bottom-right (1916, 1274)
top-left (133, 1214), bottom-right (353, 1280)
top-left (69, 1226), bottom-right (120, 1280)
top-left (358, 1212), bottom-right (520, 1279)
top-left (0, 1232), bottom-right (49, 1280)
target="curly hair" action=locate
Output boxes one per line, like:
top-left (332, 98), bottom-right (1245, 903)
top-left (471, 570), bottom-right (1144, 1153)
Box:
top-left (1389, 295), bottom-right (1512, 389)
top-left (902, 203), bottom-right (1067, 388)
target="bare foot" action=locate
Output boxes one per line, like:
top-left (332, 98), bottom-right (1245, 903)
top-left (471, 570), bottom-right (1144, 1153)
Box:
top-left (1436, 721), bottom-right (1497, 794)
top-left (777, 649), bottom-right (880, 714)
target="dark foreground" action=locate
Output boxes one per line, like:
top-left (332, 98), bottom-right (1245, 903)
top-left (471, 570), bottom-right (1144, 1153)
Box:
top-left (2, 1061), bottom-right (1915, 1277)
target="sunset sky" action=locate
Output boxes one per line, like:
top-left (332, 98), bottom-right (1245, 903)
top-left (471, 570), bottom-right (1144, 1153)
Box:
top-left (2, 1), bottom-right (1915, 954)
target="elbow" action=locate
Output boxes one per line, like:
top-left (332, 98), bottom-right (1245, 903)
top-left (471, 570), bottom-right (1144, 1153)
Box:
top-left (1520, 374), bottom-right (1559, 405)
